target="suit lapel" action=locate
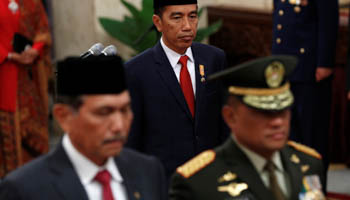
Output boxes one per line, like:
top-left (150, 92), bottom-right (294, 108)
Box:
top-left (280, 147), bottom-right (303, 200)
top-left (48, 143), bottom-right (89, 200)
top-left (220, 139), bottom-right (275, 200)
top-left (114, 151), bottom-right (139, 200)
top-left (191, 44), bottom-right (206, 129)
top-left (153, 42), bottom-right (193, 120)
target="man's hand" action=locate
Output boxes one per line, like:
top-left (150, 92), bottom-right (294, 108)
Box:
top-left (315, 67), bottom-right (333, 82)
top-left (301, 0), bottom-right (308, 6)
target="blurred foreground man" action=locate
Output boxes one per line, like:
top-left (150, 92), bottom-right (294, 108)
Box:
top-left (170, 56), bottom-right (326, 200)
top-left (0, 56), bottom-right (167, 200)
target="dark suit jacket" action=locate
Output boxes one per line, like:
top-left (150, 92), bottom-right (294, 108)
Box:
top-left (125, 41), bottom-right (229, 178)
top-left (170, 139), bottom-right (325, 200)
top-left (272, 0), bottom-right (338, 83)
top-left (0, 144), bottom-right (167, 200)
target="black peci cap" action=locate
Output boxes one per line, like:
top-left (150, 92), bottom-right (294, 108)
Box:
top-left (208, 55), bottom-right (298, 111)
top-left (153, 0), bottom-right (197, 10)
top-left (56, 56), bottom-right (127, 96)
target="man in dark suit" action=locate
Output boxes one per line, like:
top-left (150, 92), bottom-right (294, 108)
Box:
top-left (125, 0), bottom-right (229, 180)
top-left (271, 0), bottom-right (339, 170)
top-left (0, 56), bottom-right (167, 200)
top-left (170, 56), bottom-right (326, 200)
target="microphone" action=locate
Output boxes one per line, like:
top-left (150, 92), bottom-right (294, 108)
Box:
top-left (80, 43), bottom-right (104, 59)
top-left (101, 45), bottom-right (117, 56)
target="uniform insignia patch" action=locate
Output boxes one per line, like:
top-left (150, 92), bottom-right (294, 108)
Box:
top-left (265, 61), bottom-right (285, 88)
top-left (176, 150), bottom-right (216, 178)
top-left (287, 141), bottom-right (322, 159)
top-left (218, 171), bottom-right (237, 183)
top-left (301, 165), bottom-right (310, 173)
top-left (299, 175), bottom-right (325, 200)
top-left (290, 154), bottom-right (300, 164)
top-left (218, 182), bottom-right (248, 197)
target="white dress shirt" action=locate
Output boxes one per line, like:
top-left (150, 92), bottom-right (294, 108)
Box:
top-left (160, 37), bottom-right (196, 96)
top-left (62, 135), bottom-right (128, 200)
top-left (232, 135), bottom-right (291, 198)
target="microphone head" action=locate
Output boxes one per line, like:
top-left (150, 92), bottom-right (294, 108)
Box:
top-left (102, 45), bottom-right (117, 56)
top-left (89, 43), bottom-right (104, 56)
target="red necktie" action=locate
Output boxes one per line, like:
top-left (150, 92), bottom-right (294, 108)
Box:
top-left (179, 55), bottom-right (195, 117)
top-left (95, 170), bottom-right (115, 200)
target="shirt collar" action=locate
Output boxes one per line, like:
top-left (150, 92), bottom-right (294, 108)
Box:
top-left (62, 134), bottom-right (124, 185)
top-left (160, 37), bottom-right (194, 69)
top-left (231, 135), bottom-right (284, 173)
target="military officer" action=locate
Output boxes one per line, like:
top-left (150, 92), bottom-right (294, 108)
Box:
top-left (169, 56), bottom-right (326, 200)
top-left (272, 0), bottom-right (339, 171)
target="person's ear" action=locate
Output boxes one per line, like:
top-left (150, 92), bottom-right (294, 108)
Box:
top-left (222, 105), bottom-right (237, 130)
top-left (53, 104), bottom-right (75, 133)
top-left (153, 14), bottom-right (162, 32)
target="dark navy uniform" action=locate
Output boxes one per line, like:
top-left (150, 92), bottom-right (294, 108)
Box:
top-left (272, 0), bottom-right (339, 168)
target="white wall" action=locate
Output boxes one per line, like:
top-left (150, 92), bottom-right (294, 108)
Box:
top-left (52, 0), bottom-right (97, 60)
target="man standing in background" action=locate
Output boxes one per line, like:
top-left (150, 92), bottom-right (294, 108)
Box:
top-left (271, 0), bottom-right (339, 171)
top-left (125, 0), bottom-right (229, 181)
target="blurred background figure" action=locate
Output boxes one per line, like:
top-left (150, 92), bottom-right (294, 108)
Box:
top-left (0, 0), bottom-right (52, 177)
top-left (125, 0), bottom-right (229, 182)
top-left (271, 0), bottom-right (339, 172)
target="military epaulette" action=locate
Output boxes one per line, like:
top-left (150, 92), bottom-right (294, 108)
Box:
top-left (287, 141), bottom-right (322, 159)
top-left (176, 150), bottom-right (216, 178)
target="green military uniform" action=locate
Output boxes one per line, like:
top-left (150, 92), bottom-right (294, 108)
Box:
top-left (169, 56), bottom-right (326, 200)
top-left (170, 139), bottom-right (325, 200)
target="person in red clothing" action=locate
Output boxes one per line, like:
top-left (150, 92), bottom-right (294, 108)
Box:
top-left (0, 0), bottom-right (52, 177)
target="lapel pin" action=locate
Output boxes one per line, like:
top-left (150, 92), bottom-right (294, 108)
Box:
top-left (199, 64), bottom-right (206, 82)
top-left (290, 154), bottom-right (300, 164)
top-left (218, 171), bottom-right (237, 183)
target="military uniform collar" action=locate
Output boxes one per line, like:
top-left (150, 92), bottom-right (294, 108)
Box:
top-left (231, 135), bottom-right (285, 173)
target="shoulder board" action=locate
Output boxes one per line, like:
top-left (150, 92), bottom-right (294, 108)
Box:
top-left (287, 141), bottom-right (322, 159)
top-left (176, 150), bottom-right (216, 178)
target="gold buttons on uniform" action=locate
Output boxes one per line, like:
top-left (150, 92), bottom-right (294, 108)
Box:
top-left (276, 38), bottom-right (282, 44)
top-left (300, 48), bottom-right (305, 54)
top-left (294, 6), bottom-right (301, 13)
top-left (279, 10), bottom-right (284, 16)
top-left (281, 0), bottom-right (286, 2)
top-left (277, 24), bottom-right (282, 30)
top-left (289, 0), bottom-right (296, 4)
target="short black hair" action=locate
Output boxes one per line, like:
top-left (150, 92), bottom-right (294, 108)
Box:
top-left (154, 6), bottom-right (166, 17)
top-left (55, 95), bottom-right (84, 110)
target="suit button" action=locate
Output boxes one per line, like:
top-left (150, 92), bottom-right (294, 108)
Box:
top-left (279, 10), bottom-right (284, 16)
top-left (276, 38), bottom-right (282, 44)
top-left (294, 6), bottom-right (301, 13)
top-left (300, 48), bottom-right (305, 54)
top-left (289, 0), bottom-right (296, 4)
top-left (281, 0), bottom-right (286, 2)
top-left (277, 24), bottom-right (282, 30)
